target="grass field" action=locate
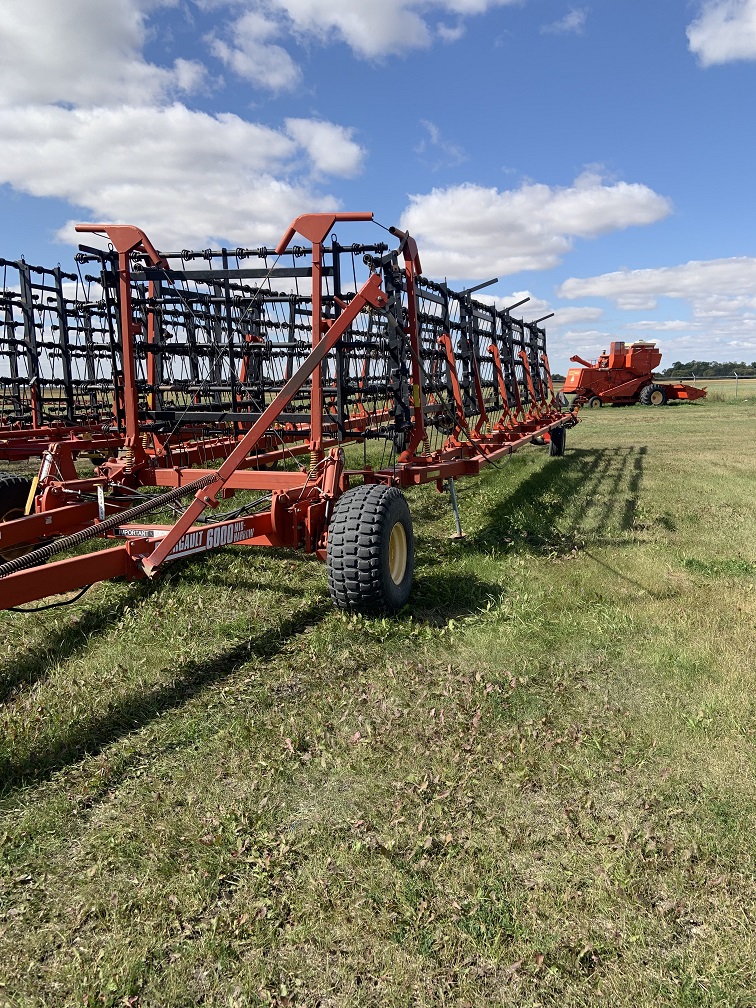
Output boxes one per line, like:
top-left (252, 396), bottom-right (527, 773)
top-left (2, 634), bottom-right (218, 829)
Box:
top-left (687, 377), bottom-right (756, 400)
top-left (1, 394), bottom-right (755, 1007)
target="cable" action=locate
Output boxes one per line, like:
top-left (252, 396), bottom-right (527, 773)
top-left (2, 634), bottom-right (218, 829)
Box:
top-left (8, 583), bottom-right (92, 612)
top-left (196, 493), bottom-right (273, 524)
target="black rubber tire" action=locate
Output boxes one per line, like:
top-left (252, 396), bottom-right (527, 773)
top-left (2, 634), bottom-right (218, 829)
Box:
top-left (327, 483), bottom-right (414, 616)
top-left (0, 473), bottom-right (35, 562)
top-left (548, 426), bottom-right (566, 457)
top-left (586, 396), bottom-right (602, 409)
top-left (639, 383), bottom-right (668, 406)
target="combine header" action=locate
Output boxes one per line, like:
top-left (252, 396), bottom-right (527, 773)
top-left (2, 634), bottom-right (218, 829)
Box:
top-left (563, 341), bottom-right (707, 407)
top-left (0, 213), bottom-right (576, 615)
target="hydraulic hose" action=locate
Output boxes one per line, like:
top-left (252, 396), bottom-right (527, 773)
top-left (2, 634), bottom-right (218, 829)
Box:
top-left (0, 471), bottom-right (218, 580)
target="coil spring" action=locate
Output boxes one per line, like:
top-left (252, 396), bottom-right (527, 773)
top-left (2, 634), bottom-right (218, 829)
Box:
top-left (118, 447), bottom-right (135, 473)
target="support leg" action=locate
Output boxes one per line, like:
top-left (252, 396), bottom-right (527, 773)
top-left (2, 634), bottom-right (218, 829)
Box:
top-left (448, 478), bottom-right (465, 540)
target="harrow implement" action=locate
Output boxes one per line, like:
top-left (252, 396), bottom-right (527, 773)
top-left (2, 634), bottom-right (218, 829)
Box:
top-left (0, 254), bottom-right (119, 461)
top-left (0, 212), bottom-right (577, 615)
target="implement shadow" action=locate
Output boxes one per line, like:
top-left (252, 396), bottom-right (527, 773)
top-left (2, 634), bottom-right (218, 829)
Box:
top-left (469, 446), bottom-right (649, 554)
top-left (0, 583), bottom-right (152, 704)
top-left (0, 599), bottom-right (330, 796)
top-left (411, 571), bottom-right (503, 626)
top-left (0, 549), bottom-right (320, 704)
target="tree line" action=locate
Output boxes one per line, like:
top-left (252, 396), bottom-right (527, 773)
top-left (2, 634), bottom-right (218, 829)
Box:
top-left (659, 361), bottom-right (756, 378)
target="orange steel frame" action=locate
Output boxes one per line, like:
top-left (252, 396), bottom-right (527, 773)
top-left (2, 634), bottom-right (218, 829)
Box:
top-left (0, 213), bottom-right (577, 610)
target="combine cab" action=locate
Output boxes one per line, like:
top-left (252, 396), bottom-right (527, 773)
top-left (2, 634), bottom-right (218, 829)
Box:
top-left (562, 341), bottom-right (707, 407)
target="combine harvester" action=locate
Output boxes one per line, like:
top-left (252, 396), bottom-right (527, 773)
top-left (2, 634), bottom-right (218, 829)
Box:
top-left (563, 340), bottom-right (707, 408)
top-left (0, 213), bottom-right (577, 615)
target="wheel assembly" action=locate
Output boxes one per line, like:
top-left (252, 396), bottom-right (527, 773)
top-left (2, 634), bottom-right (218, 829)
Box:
top-left (639, 383), bottom-right (668, 406)
top-left (0, 473), bottom-right (35, 562)
top-left (548, 426), bottom-right (566, 457)
top-left (326, 483), bottom-right (414, 615)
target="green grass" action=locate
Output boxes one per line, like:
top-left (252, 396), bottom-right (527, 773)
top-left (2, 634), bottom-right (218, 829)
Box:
top-left (1, 397), bottom-right (755, 1007)
top-left (683, 377), bottom-right (756, 403)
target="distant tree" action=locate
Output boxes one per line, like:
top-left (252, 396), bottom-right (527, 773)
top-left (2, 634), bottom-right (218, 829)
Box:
top-left (658, 360), bottom-right (756, 378)
top-left (551, 373), bottom-right (565, 382)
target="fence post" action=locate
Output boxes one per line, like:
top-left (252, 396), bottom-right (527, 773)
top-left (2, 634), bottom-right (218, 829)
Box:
top-left (734, 372), bottom-right (739, 398)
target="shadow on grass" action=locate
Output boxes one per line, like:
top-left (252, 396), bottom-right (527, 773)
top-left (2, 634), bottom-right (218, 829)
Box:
top-left (411, 570), bottom-right (503, 626)
top-left (0, 582), bottom-right (151, 704)
top-left (470, 446), bottom-right (650, 553)
top-left (0, 599), bottom-right (330, 796)
top-left (0, 550), bottom-right (322, 705)
top-left (0, 446), bottom-right (650, 784)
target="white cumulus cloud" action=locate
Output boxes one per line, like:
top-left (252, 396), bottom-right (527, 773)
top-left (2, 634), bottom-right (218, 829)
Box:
top-left (0, 1), bottom-right (369, 250)
top-left (627, 320), bottom-right (693, 332)
top-left (210, 0), bottom-right (520, 60)
top-left (414, 120), bottom-right (468, 170)
top-left (541, 7), bottom-right (588, 35)
top-left (558, 257), bottom-right (756, 310)
top-left (437, 22), bottom-right (467, 42)
top-left (209, 9), bottom-right (302, 91)
top-left (558, 258), bottom-right (756, 359)
top-left (400, 172), bottom-right (672, 279)
top-left (0, 0), bottom-right (201, 107)
top-left (284, 119), bottom-right (365, 177)
top-left (687, 0), bottom-right (756, 66)
top-left (0, 104), bottom-right (359, 249)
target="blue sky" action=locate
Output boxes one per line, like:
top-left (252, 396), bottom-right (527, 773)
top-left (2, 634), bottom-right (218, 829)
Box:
top-left (1, 0), bottom-right (755, 372)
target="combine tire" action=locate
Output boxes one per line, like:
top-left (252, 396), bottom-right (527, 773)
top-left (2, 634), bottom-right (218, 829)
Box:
top-left (0, 472), bottom-right (35, 562)
top-left (548, 426), bottom-right (566, 457)
top-left (327, 483), bottom-right (414, 615)
top-left (586, 396), bottom-right (602, 409)
top-left (639, 383), bottom-right (668, 406)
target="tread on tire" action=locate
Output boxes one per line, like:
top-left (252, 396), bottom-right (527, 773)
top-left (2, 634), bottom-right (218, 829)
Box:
top-left (639, 383), bottom-right (668, 406)
top-left (548, 426), bottom-right (566, 457)
top-left (0, 473), bottom-right (36, 562)
top-left (326, 483), bottom-right (414, 616)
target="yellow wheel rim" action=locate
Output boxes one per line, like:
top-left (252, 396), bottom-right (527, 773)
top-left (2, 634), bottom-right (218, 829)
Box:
top-left (650, 390), bottom-right (664, 405)
top-left (388, 521), bottom-right (408, 585)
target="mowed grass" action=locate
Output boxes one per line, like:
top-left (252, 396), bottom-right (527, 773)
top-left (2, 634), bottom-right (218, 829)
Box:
top-left (693, 377), bottom-right (756, 401)
top-left (1, 396), bottom-right (755, 1007)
